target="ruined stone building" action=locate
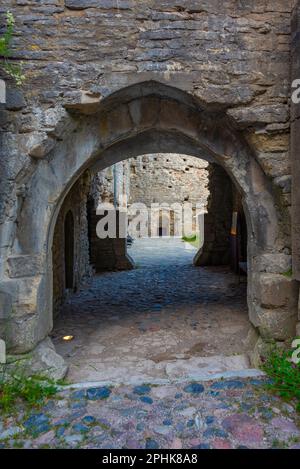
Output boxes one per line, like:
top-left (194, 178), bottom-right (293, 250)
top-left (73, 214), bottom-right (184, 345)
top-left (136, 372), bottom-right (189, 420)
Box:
top-left (1, 0), bottom-right (300, 378)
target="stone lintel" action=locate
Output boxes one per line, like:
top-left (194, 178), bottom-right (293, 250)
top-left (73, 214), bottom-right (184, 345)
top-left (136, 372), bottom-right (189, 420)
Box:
top-left (63, 90), bottom-right (103, 115)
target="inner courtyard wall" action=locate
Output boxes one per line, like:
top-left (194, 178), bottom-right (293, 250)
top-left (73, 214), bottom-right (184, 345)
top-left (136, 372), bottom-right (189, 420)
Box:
top-left (129, 154), bottom-right (209, 209)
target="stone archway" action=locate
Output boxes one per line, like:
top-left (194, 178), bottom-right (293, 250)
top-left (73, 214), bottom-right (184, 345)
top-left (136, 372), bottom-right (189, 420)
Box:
top-left (1, 81), bottom-right (298, 377)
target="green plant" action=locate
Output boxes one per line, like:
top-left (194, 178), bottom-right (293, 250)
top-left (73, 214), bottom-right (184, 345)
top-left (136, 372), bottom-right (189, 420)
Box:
top-left (261, 343), bottom-right (300, 412)
top-left (0, 373), bottom-right (58, 413)
top-left (182, 234), bottom-right (197, 242)
top-left (0, 11), bottom-right (25, 85)
top-left (282, 268), bottom-right (293, 278)
top-left (182, 233), bottom-right (201, 248)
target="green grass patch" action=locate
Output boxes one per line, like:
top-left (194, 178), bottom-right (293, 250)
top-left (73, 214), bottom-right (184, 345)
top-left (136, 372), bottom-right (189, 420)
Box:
top-left (0, 373), bottom-right (59, 413)
top-left (182, 233), bottom-right (201, 249)
top-left (282, 268), bottom-right (293, 278)
top-left (262, 343), bottom-right (300, 412)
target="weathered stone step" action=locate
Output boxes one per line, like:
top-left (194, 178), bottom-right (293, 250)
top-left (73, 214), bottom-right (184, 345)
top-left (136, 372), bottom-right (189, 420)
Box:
top-left (62, 354), bottom-right (264, 389)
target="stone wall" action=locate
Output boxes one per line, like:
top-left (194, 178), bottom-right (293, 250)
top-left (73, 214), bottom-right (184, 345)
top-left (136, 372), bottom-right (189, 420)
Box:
top-left (88, 161), bottom-right (133, 271)
top-left (194, 164), bottom-right (233, 266)
top-left (291, 0), bottom-right (300, 333)
top-left (129, 153), bottom-right (209, 236)
top-left (129, 154), bottom-right (208, 207)
top-left (90, 166), bottom-right (115, 206)
top-left (0, 0), bottom-right (292, 204)
top-left (88, 207), bottom-right (133, 271)
top-left (52, 172), bottom-right (93, 316)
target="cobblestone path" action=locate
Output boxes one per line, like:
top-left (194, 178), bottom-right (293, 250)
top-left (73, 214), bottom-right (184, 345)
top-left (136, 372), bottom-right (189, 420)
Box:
top-left (2, 240), bottom-right (299, 449)
top-left (1, 378), bottom-right (300, 449)
top-left (52, 239), bottom-right (251, 383)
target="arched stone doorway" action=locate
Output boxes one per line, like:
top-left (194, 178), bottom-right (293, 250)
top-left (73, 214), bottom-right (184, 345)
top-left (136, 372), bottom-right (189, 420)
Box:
top-left (1, 81), bottom-right (298, 377)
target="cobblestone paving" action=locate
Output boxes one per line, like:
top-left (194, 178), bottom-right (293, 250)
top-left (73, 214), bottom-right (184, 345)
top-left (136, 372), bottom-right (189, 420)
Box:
top-left (1, 378), bottom-right (300, 449)
top-left (52, 239), bottom-right (251, 383)
top-left (3, 239), bottom-right (297, 449)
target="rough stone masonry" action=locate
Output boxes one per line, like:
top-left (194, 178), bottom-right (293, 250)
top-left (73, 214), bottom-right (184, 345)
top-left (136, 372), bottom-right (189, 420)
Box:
top-left (0, 0), bottom-right (300, 378)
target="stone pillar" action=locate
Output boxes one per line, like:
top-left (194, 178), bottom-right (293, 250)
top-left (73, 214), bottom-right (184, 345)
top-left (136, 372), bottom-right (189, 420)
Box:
top-left (123, 160), bottom-right (131, 206)
top-left (3, 257), bottom-right (50, 353)
top-left (89, 208), bottom-right (134, 272)
top-left (194, 163), bottom-right (233, 266)
top-left (88, 161), bottom-right (134, 271)
top-left (113, 162), bottom-right (124, 207)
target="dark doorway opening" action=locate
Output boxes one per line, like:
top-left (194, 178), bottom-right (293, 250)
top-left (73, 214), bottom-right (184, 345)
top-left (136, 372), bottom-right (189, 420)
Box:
top-left (64, 210), bottom-right (74, 289)
top-left (86, 197), bottom-right (94, 265)
top-left (158, 226), bottom-right (165, 237)
top-left (231, 208), bottom-right (248, 275)
top-left (237, 211), bottom-right (248, 264)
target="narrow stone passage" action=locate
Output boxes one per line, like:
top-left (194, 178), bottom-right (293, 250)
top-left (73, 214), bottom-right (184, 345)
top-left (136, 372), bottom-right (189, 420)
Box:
top-left (52, 239), bottom-right (252, 384)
